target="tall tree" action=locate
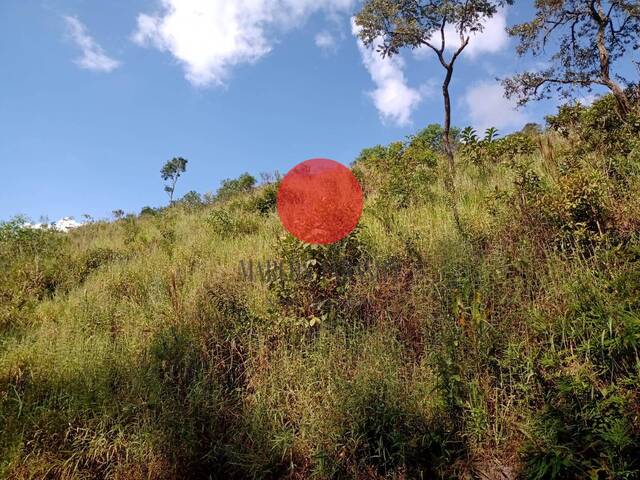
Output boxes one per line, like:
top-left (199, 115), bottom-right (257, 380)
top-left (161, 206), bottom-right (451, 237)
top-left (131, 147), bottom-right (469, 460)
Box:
top-left (355, 0), bottom-right (510, 233)
top-left (503, 0), bottom-right (640, 118)
top-left (161, 157), bottom-right (188, 205)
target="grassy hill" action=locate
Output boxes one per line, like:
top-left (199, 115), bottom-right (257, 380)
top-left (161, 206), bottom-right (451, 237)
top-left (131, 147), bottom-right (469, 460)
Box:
top-left (1, 95), bottom-right (640, 479)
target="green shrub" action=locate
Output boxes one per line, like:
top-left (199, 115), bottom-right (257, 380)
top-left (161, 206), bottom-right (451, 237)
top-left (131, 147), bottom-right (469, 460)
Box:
top-left (353, 129), bottom-right (438, 208)
top-left (205, 209), bottom-right (258, 238)
top-left (460, 128), bottom-right (537, 167)
top-left (268, 229), bottom-right (368, 329)
top-left (331, 376), bottom-right (445, 477)
top-left (0, 219), bottom-right (70, 329)
top-left (214, 173), bottom-right (256, 203)
top-left (249, 182), bottom-right (278, 216)
top-left (140, 205), bottom-right (159, 216)
top-left (546, 93), bottom-right (640, 156)
top-left (521, 248), bottom-right (640, 479)
top-left (178, 190), bottom-right (203, 209)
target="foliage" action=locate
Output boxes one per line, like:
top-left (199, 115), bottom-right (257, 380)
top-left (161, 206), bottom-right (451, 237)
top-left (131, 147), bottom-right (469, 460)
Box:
top-left (161, 157), bottom-right (188, 204)
top-left (355, 0), bottom-right (512, 234)
top-left (0, 218), bottom-right (69, 330)
top-left (214, 172), bottom-right (256, 203)
top-left (249, 182), bottom-right (278, 216)
top-left (521, 122), bottom-right (543, 137)
top-left (546, 92), bottom-right (640, 156)
top-left (178, 190), bottom-right (203, 209)
top-left (355, 0), bottom-right (512, 58)
top-left (503, 0), bottom-right (640, 116)
top-left (205, 208), bottom-right (258, 238)
top-left (410, 123), bottom-right (461, 153)
top-left (461, 126), bottom-right (478, 145)
top-left (460, 127), bottom-right (537, 167)
top-left (523, 257), bottom-right (640, 479)
top-left (353, 127), bottom-right (439, 208)
top-left (267, 229), bottom-right (367, 329)
top-left (140, 206), bottom-right (159, 216)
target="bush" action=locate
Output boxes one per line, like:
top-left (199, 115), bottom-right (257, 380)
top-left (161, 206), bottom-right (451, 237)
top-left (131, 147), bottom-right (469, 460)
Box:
top-left (546, 93), bottom-right (640, 156)
top-left (214, 173), bottom-right (256, 203)
top-left (332, 375), bottom-right (445, 477)
top-left (522, 264), bottom-right (640, 478)
top-left (353, 129), bottom-right (438, 208)
top-left (460, 128), bottom-right (537, 167)
top-left (205, 209), bottom-right (258, 238)
top-left (140, 206), bottom-right (159, 216)
top-left (75, 247), bottom-right (121, 282)
top-left (267, 229), bottom-right (368, 328)
top-left (0, 219), bottom-right (70, 329)
top-left (249, 182), bottom-right (278, 216)
top-left (178, 190), bottom-right (203, 209)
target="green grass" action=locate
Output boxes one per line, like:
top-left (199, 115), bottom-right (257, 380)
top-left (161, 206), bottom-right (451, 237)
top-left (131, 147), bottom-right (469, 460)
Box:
top-left (1, 98), bottom-right (640, 479)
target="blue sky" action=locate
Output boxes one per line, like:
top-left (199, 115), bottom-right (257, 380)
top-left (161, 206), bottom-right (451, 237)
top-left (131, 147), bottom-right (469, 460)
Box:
top-left (0, 1), bottom-right (578, 222)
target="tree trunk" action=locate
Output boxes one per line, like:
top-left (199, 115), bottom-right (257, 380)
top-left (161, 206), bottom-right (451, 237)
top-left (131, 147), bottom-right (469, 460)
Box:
top-left (441, 66), bottom-right (463, 234)
top-left (605, 79), bottom-right (631, 119)
top-left (593, 0), bottom-right (631, 118)
top-left (172, 176), bottom-right (178, 204)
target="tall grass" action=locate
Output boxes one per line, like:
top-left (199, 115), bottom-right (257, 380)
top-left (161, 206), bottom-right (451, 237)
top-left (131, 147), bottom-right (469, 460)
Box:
top-left (1, 96), bottom-right (640, 478)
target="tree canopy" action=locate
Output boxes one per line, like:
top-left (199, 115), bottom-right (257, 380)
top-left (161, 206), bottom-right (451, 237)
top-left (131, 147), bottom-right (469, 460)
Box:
top-left (503, 0), bottom-right (640, 117)
top-left (161, 157), bottom-right (188, 204)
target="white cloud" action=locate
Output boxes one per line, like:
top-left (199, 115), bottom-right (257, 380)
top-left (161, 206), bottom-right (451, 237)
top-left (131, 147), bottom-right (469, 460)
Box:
top-left (463, 81), bottom-right (529, 132)
top-left (351, 20), bottom-right (423, 127)
top-left (315, 31), bottom-right (337, 52)
top-left (414, 9), bottom-right (509, 60)
top-left (133, 0), bottom-right (356, 87)
top-left (64, 16), bottom-right (121, 72)
top-left (577, 93), bottom-right (600, 106)
top-left (26, 217), bottom-right (82, 233)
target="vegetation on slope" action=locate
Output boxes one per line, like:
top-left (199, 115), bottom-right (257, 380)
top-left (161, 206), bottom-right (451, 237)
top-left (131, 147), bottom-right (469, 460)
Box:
top-left (1, 94), bottom-right (640, 479)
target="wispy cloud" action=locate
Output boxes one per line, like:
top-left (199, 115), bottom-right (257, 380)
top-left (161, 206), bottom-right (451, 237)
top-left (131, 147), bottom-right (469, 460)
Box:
top-left (315, 31), bottom-right (338, 53)
top-left (64, 16), bottom-right (121, 73)
top-left (414, 9), bottom-right (510, 60)
top-left (132, 0), bottom-right (356, 87)
top-left (351, 19), bottom-right (423, 127)
top-left (463, 81), bottom-right (529, 132)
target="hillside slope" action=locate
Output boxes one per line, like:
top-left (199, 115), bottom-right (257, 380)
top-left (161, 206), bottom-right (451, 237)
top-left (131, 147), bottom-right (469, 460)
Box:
top-left (1, 96), bottom-right (640, 479)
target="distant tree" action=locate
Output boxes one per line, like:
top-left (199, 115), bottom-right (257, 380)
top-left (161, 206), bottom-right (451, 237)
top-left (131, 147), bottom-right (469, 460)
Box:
top-left (203, 192), bottom-right (216, 204)
top-left (179, 190), bottom-right (203, 209)
top-left (215, 173), bottom-right (256, 202)
top-left (161, 157), bottom-right (188, 204)
top-left (412, 124), bottom-right (462, 153)
top-left (258, 171), bottom-right (282, 185)
top-left (355, 0), bottom-right (511, 232)
top-left (112, 210), bottom-right (125, 220)
top-left (503, 0), bottom-right (640, 118)
top-left (259, 172), bottom-right (275, 184)
top-left (140, 206), bottom-right (157, 216)
top-left (521, 122), bottom-right (543, 137)
top-left (81, 213), bottom-right (94, 223)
